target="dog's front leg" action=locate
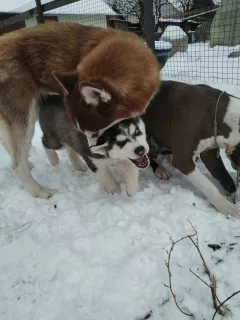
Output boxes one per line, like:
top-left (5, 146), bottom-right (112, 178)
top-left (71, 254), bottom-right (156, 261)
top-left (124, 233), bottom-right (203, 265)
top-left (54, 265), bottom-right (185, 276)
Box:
top-left (66, 146), bottom-right (87, 172)
top-left (117, 160), bottom-right (139, 197)
top-left (97, 167), bottom-right (121, 195)
top-left (93, 159), bottom-right (121, 195)
top-left (6, 105), bottom-right (56, 199)
top-left (173, 156), bottom-right (240, 219)
top-left (150, 158), bottom-right (170, 180)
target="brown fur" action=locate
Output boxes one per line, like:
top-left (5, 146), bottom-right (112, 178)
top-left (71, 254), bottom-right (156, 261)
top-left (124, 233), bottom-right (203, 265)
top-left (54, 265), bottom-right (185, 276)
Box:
top-left (0, 22), bottom-right (160, 198)
top-left (0, 22), bottom-right (160, 130)
top-left (143, 81), bottom-right (240, 219)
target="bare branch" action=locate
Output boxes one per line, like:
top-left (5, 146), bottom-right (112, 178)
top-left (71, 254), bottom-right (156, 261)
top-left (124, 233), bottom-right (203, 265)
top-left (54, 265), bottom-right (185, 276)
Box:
top-left (189, 269), bottom-right (222, 305)
top-left (189, 268), bottom-right (212, 289)
top-left (188, 235), bottom-right (225, 315)
top-left (166, 231), bottom-right (233, 317)
top-left (166, 234), bottom-right (195, 317)
top-left (179, 0), bottom-right (194, 12)
top-left (187, 220), bottom-right (199, 244)
top-left (153, 0), bottom-right (168, 34)
top-left (212, 291), bottom-right (240, 320)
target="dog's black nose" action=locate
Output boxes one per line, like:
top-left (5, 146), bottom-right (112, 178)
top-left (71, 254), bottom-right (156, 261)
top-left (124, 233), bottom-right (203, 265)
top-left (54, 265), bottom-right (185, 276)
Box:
top-left (134, 146), bottom-right (145, 156)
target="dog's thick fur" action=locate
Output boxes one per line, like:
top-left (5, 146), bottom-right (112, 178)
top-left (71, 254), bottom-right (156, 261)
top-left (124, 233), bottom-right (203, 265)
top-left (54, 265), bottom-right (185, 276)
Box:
top-left (38, 94), bottom-right (149, 197)
top-left (143, 81), bottom-right (240, 219)
top-left (0, 22), bottom-right (159, 198)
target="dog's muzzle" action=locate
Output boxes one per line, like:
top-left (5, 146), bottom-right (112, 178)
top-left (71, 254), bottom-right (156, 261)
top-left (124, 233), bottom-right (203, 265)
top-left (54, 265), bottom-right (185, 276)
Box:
top-left (129, 155), bottom-right (149, 169)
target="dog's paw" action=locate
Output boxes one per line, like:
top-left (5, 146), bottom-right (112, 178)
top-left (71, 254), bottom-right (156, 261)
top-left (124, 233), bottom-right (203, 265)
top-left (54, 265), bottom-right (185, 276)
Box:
top-left (217, 201), bottom-right (240, 219)
top-left (49, 152), bottom-right (59, 166)
top-left (100, 181), bottom-right (121, 195)
top-left (231, 203), bottom-right (240, 219)
top-left (126, 182), bottom-right (138, 198)
top-left (105, 185), bottom-right (121, 195)
top-left (155, 165), bottom-right (170, 180)
top-left (74, 162), bottom-right (88, 172)
top-left (31, 187), bottom-right (57, 199)
top-left (229, 210), bottom-right (240, 220)
top-left (229, 191), bottom-right (236, 203)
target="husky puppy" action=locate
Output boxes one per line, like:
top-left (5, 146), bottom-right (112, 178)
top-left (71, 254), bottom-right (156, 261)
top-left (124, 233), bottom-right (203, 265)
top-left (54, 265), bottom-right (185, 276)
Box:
top-left (38, 94), bottom-right (149, 196)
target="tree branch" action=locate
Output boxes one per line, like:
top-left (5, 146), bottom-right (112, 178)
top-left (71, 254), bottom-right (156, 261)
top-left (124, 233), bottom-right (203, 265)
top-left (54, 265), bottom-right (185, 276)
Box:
top-left (189, 268), bottom-right (212, 289)
top-left (189, 269), bottom-right (222, 305)
top-left (166, 230), bottom-right (235, 317)
top-left (188, 235), bottom-right (225, 315)
top-left (212, 291), bottom-right (240, 320)
top-left (166, 234), bottom-right (195, 317)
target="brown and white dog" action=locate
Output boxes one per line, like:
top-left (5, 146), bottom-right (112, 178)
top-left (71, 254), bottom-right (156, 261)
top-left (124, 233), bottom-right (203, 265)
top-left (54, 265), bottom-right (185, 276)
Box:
top-left (143, 81), bottom-right (240, 219)
top-left (0, 22), bottom-right (159, 198)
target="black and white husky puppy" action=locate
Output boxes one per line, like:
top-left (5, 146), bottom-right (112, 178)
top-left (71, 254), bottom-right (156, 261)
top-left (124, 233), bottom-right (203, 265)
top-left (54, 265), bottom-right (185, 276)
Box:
top-left (38, 94), bottom-right (149, 196)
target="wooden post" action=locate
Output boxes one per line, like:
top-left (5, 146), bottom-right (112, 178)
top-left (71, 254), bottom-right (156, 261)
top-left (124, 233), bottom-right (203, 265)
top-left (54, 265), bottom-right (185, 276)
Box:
top-left (35, 0), bottom-right (45, 24)
top-left (143, 0), bottom-right (155, 50)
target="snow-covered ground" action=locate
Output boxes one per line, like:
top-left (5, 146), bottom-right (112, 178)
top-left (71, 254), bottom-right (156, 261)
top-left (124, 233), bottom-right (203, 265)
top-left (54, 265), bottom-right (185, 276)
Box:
top-left (1, 43), bottom-right (240, 320)
top-left (163, 43), bottom-right (240, 85)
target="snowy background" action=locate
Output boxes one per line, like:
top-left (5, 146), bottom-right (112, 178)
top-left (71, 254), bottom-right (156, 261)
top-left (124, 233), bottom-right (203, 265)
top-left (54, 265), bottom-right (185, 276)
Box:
top-left (164, 43), bottom-right (240, 86)
top-left (1, 43), bottom-right (240, 320)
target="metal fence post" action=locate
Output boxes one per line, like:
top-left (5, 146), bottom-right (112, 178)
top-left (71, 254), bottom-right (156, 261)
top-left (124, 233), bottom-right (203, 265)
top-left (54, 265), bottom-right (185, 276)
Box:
top-left (35, 0), bottom-right (45, 24)
top-left (143, 0), bottom-right (155, 50)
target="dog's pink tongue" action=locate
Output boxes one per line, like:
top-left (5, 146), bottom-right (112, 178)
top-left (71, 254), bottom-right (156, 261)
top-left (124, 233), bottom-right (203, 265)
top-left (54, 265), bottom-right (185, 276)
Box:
top-left (136, 155), bottom-right (148, 165)
top-left (136, 156), bottom-right (144, 164)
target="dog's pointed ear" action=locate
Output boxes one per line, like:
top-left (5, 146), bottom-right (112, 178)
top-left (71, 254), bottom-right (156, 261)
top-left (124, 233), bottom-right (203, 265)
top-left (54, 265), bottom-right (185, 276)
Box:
top-left (52, 71), bottom-right (78, 95)
top-left (79, 83), bottom-right (112, 107)
top-left (90, 142), bottom-right (108, 155)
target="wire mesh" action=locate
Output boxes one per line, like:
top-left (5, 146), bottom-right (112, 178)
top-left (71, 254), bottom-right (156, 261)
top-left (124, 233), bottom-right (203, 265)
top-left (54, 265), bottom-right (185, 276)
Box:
top-left (158, 0), bottom-right (240, 85)
top-left (0, 0), bottom-right (239, 85)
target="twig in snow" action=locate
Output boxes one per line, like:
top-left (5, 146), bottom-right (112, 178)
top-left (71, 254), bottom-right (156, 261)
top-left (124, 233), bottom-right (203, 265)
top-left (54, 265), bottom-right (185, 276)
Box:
top-left (189, 269), bottom-right (212, 289)
top-left (187, 220), bottom-right (199, 245)
top-left (187, 235), bottom-right (226, 315)
top-left (212, 291), bottom-right (240, 320)
top-left (189, 269), bottom-right (222, 305)
top-left (165, 231), bottom-right (232, 317)
top-left (165, 234), bottom-right (195, 317)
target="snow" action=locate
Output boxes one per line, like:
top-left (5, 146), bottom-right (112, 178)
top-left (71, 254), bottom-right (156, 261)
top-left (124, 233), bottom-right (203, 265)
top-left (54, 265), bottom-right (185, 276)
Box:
top-left (159, 18), bottom-right (182, 22)
top-left (1, 43), bottom-right (240, 320)
top-left (155, 40), bottom-right (172, 51)
top-left (47, 0), bottom-right (116, 16)
top-left (161, 25), bottom-right (187, 40)
top-left (163, 42), bottom-right (240, 85)
top-left (1, 0), bottom-right (116, 15)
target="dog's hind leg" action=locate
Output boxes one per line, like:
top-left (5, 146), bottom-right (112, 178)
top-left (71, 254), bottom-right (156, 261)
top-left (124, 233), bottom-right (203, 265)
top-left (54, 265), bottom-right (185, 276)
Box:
top-left (66, 146), bottom-right (87, 172)
top-left (172, 154), bottom-right (239, 219)
top-left (43, 147), bottom-right (59, 166)
top-left (41, 133), bottom-right (61, 167)
top-left (201, 149), bottom-right (236, 199)
top-left (1, 103), bottom-right (56, 199)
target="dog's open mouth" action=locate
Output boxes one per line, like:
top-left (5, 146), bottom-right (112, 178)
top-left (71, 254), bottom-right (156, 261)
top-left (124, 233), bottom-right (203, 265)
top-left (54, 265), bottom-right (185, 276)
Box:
top-left (130, 155), bottom-right (149, 169)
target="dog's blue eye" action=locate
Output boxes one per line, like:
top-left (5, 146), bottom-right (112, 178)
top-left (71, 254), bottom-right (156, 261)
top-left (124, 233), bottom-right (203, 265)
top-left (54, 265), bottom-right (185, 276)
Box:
top-left (134, 129), bottom-right (141, 136)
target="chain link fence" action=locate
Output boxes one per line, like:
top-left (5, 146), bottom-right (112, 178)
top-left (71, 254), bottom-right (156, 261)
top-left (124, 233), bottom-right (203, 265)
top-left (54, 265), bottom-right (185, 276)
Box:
top-left (157, 0), bottom-right (240, 85)
top-left (0, 0), bottom-right (239, 85)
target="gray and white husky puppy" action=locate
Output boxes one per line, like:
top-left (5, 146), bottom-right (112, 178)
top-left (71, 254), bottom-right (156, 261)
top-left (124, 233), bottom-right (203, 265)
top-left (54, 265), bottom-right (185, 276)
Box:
top-left (38, 94), bottom-right (149, 196)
